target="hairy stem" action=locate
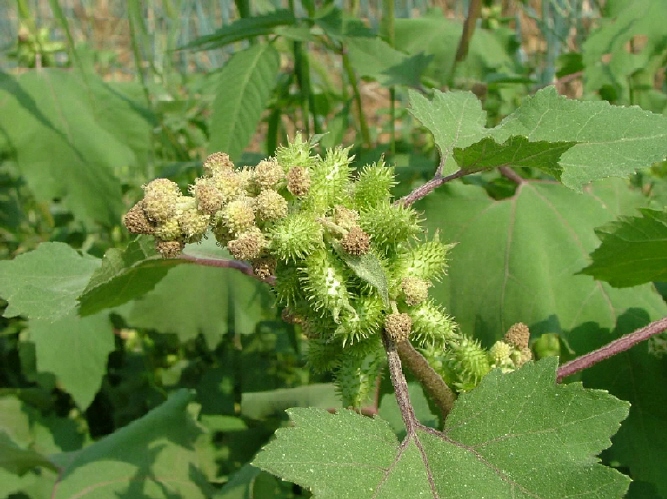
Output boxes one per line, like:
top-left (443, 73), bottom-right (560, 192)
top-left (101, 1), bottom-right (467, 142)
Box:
top-left (557, 316), bottom-right (667, 382)
top-left (396, 169), bottom-right (468, 207)
top-left (382, 332), bottom-right (417, 434)
top-left (397, 341), bottom-right (457, 421)
top-left (178, 254), bottom-right (275, 285)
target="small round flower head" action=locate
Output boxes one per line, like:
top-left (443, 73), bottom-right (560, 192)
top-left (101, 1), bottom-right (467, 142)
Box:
top-left (142, 178), bottom-right (182, 223)
top-left (236, 167), bottom-right (254, 194)
top-left (489, 340), bottom-right (512, 367)
top-left (384, 313), bottom-right (412, 343)
top-left (210, 169), bottom-right (244, 205)
top-left (504, 322), bottom-right (530, 350)
top-left (341, 226), bottom-right (371, 256)
top-left (334, 206), bottom-right (360, 231)
top-left (154, 217), bottom-right (181, 241)
top-left (155, 239), bottom-right (184, 258)
top-left (253, 256), bottom-right (277, 280)
top-left (253, 159), bottom-right (285, 190)
top-left (255, 189), bottom-right (288, 222)
top-left (220, 196), bottom-right (255, 236)
top-left (400, 276), bottom-right (430, 306)
top-left (286, 166), bottom-right (311, 197)
top-left (227, 227), bottom-right (267, 261)
top-left (177, 208), bottom-right (210, 243)
top-left (123, 201), bottom-right (155, 235)
top-left (512, 347), bottom-right (533, 368)
top-left (203, 152), bottom-right (234, 175)
top-left (191, 177), bottom-right (225, 216)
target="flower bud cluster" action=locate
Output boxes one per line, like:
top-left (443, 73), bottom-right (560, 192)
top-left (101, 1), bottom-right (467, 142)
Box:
top-left (123, 134), bottom-right (464, 406)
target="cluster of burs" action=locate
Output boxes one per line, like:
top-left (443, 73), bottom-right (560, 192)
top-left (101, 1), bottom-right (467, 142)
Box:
top-left (124, 135), bottom-right (531, 405)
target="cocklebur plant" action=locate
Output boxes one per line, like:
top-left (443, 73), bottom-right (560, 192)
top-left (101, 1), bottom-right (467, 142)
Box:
top-left (125, 134), bottom-right (498, 407)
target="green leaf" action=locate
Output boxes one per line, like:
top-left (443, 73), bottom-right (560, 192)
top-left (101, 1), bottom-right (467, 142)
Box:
top-left (0, 432), bottom-right (59, 475)
top-left (254, 358), bottom-right (630, 498)
top-left (209, 44), bottom-right (281, 161)
top-left (0, 70), bottom-right (152, 226)
top-left (28, 312), bottom-right (114, 410)
top-left (241, 383), bottom-right (341, 420)
top-left (408, 89), bottom-right (487, 175)
top-left (313, 8), bottom-right (376, 39)
top-left (410, 87), bottom-right (667, 189)
top-left (0, 242), bottom-right (100, 322)
top-left (180, 10), bottom-right (296, 51)
top-left (48, 389), bottom-right (213, 498)
top-left (335, 247), bottom-right (390, 307)
top-left (583, 0), bottom-right (667, 105)
top-left (492, 87), bottom-right (667, 190)
top-left (126, 262), bottom-right (273, 349)
top-left (346, 38), bottom-right (432, 87)
top-left (78, 237), bottom-right (183, 315)
top-left (579, 208), bottom-right (667, 287)
top-left (418, 180), bottom-right (667, 346)
top-left (453, 136), bottom-right (576, 180)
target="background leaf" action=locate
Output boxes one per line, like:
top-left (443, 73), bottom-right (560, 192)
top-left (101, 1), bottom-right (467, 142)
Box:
top-left (568, 311), bottom-right (667, 498)
top-left (0, 70), bottom-right (152, 226)
top-left (583, 0), bottom-right (667, 110)
top-left (126, 264), bottom-right (274, 349)
top-left (346, 38), bottom-right (432, 87)
top-left (49, 389), bottom-right (213, 498)
top-left (418, 179), bottom-right (667, 346)
top-left (579, 208), bottom-right (667, 287)
top-left (208, 43), bottom-right (281, 161)
top-left (28, 312), bottom-right (114, 410)
top-left (0, 242), bottom-right (100, 321)
top-left (181, 10), bottom-right (296, 51)
top-left (254, 358), bottom-right (630, 498)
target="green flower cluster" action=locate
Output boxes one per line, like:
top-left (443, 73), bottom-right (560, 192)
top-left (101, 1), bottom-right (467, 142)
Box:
top-left (124, 135), bottom-right (464, 407)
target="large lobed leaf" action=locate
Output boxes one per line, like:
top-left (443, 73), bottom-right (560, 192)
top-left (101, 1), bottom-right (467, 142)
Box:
top-left (419, 179), bottom-right (667, 346)
top-left (0, 243), bottom-right (114, 409)
top-left (254, 358), bottom-right (630, 498)
top-left (0, 242), bottom-right (100, 322)
top-left (579, 208), bottom-right (667, 287)
top-left (78, 237), bottom-right (183, 316)
top-left (0, 70), bottom-right (152, 227)
top-left (208, 43), bottom-right (281, 161)
top-left (409, 87), bottom-right (667, 190)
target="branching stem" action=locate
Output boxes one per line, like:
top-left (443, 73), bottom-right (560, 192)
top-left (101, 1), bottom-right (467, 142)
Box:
top-left (397, 340), bottom-right (456, 421)
top-left (557, 316), bottom-right (667, 382)
top-left (382, 332), bottom-right (417, 433)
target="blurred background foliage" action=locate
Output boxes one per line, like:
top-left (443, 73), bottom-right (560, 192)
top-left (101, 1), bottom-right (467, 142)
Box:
top-left (1, 0), bottom-right (666, 496)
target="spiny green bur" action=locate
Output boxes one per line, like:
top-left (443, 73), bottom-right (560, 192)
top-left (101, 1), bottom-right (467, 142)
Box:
top-left (124, 135), bottom-right (508, 406)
